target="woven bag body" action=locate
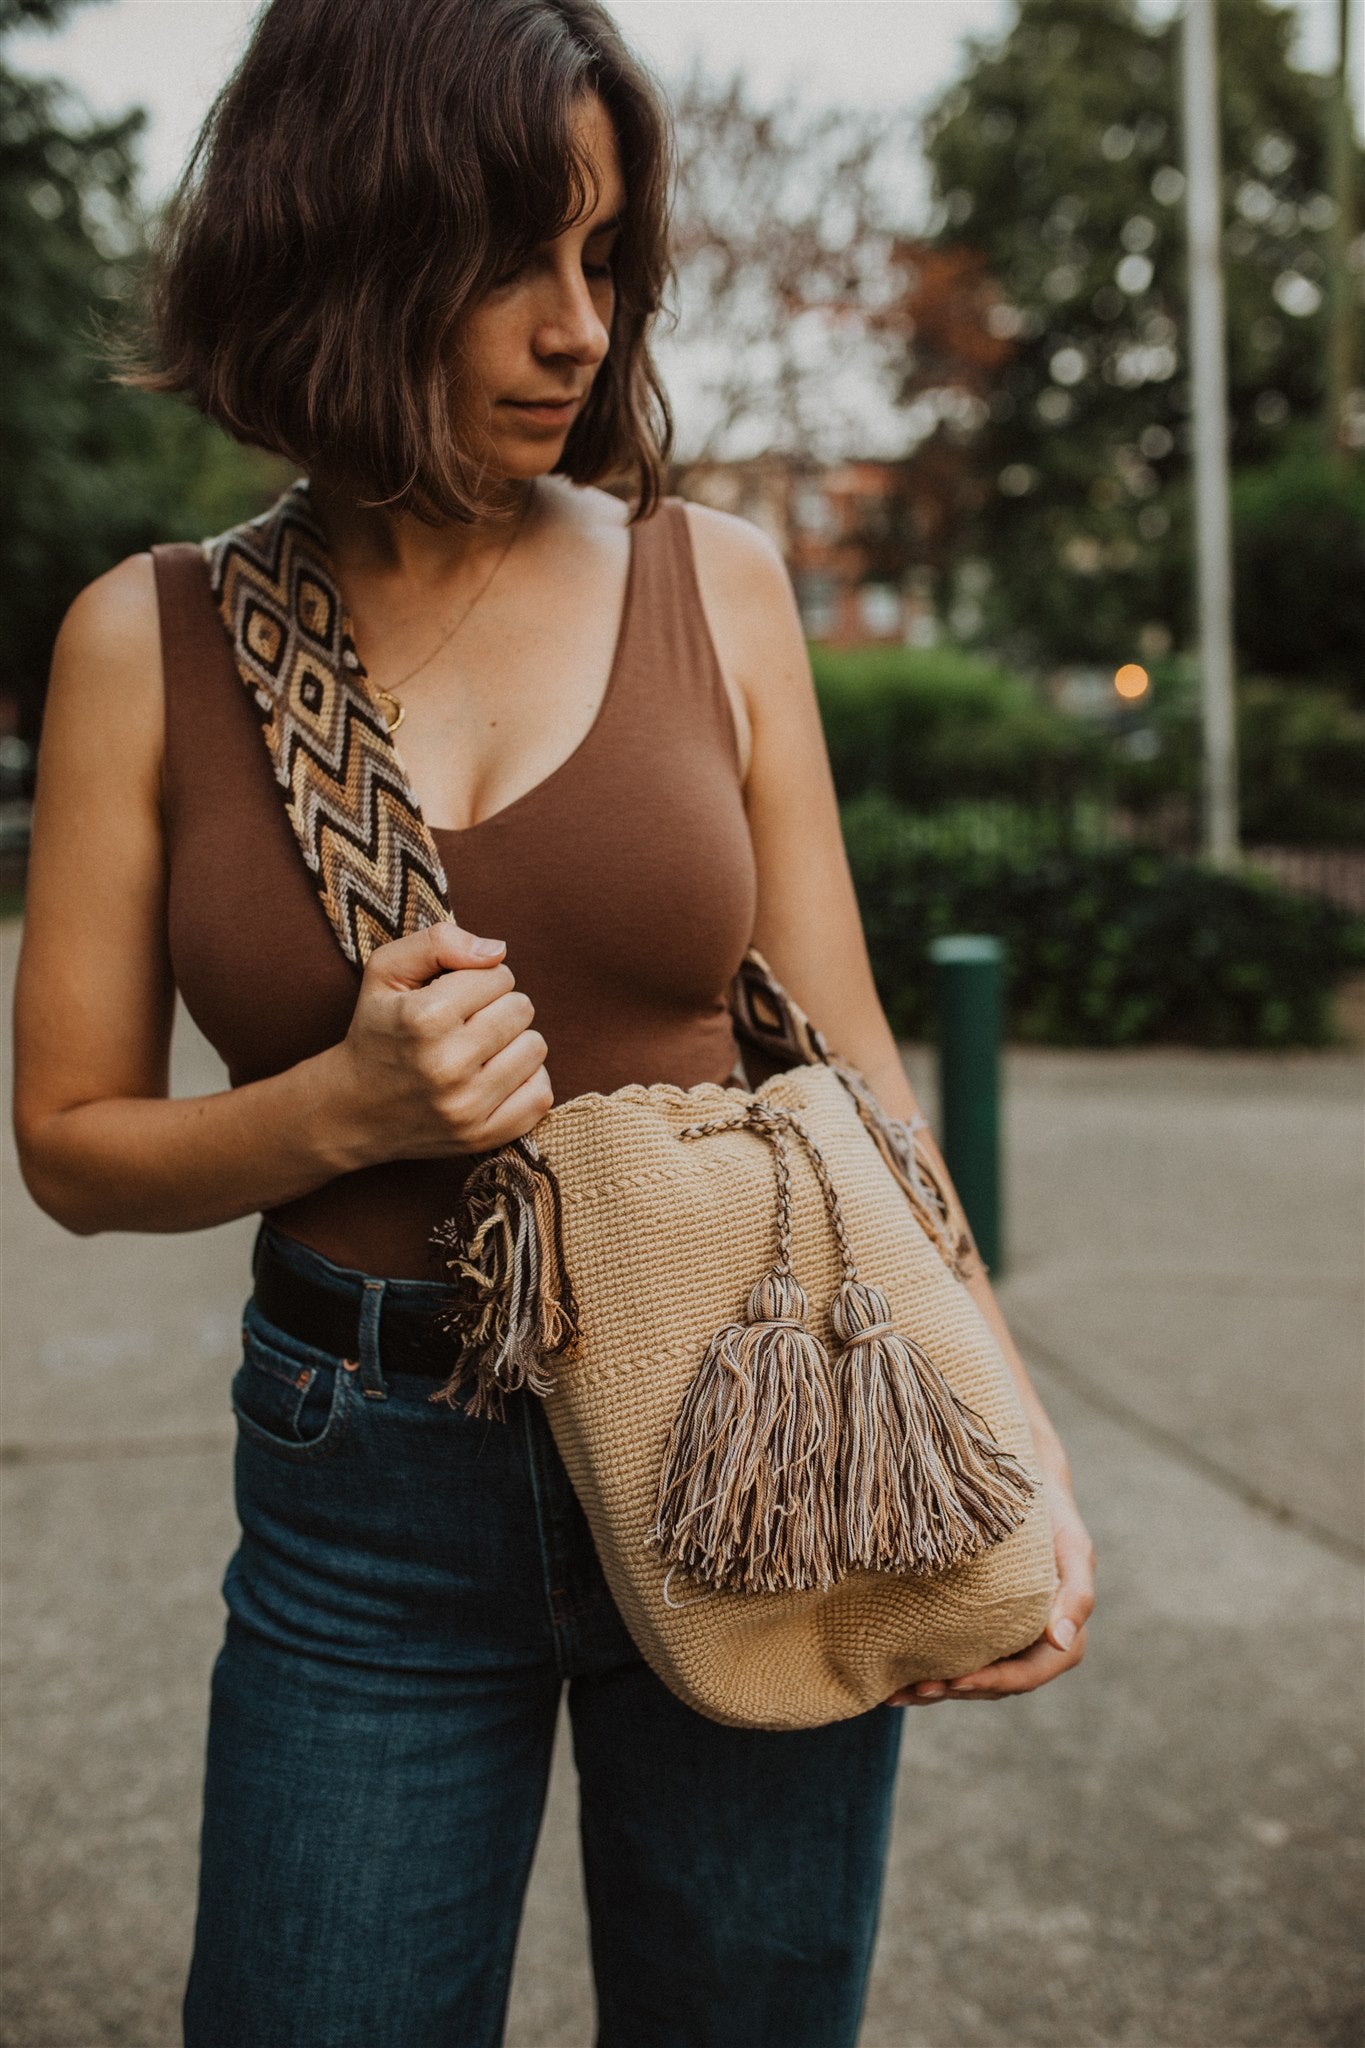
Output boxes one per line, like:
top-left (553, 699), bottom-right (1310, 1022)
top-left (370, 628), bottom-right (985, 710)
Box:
top-left (525, 1063), bottom-right (1057, 1730)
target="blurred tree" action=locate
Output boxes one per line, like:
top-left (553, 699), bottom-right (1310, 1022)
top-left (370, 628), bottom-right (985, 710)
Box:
top-left (666, 64), bottom-right (917, 465)
top-left (1, 0), bottom-right (284, 749)
top-left (909, 0), bottom-right (1365, 674)
top-left (859, 237), bottom-right (1020, 585)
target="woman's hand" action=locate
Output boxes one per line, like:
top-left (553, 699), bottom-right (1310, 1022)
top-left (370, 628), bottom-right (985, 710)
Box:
top-left (319, 920), bottom-right (554, 1169)
top-left (885, 1464), bottom-right (1095, 1706)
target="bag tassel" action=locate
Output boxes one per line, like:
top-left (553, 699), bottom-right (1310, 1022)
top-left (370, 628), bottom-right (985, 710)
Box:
top-left (773, 1105), bottom-right (1036, 1575)
top-left (427, 1136), bottom-right (579, 1419)
top-left (646, 1114), bottom-right (841, 1596)
top-left (830, 1275), bottom-right (1037, 1575)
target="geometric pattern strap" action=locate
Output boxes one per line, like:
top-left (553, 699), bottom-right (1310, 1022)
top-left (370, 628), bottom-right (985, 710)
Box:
top-left (728, 946), bottom-right (833, 1071)
top-left (204, 478), bottom-right (451, 970)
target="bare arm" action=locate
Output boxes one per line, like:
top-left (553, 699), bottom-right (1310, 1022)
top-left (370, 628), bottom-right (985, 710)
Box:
top-left (686, 503), bottom-right (1095, 1699)
top-left (11, 557), bottom-right (550, 1236)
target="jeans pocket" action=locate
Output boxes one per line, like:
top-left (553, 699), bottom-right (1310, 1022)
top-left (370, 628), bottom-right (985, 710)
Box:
top-left (232, 1301), bottom-right (352, 1463)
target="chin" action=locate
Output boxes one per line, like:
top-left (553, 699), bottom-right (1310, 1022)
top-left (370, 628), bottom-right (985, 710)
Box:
top-left (498, 440), bottom-right (569, 476)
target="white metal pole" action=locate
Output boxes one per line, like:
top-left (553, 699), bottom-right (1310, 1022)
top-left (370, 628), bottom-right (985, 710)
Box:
top-left (1180, 0), bottom-right (1240, 866)
top-left (1325, 0), bottom-right (1359, 458)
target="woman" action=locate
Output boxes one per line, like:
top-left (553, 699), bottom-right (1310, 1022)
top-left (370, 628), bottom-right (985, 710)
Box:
top-left (12, 0), bottom-right (1095, 2042)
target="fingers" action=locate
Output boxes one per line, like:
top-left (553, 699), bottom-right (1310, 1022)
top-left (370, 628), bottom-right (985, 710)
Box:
top-left (456, 988), bottom-right (540, 1067)
top-left (404, 959), bottom-right (519, 1031)
top-left (469, 1017), bottom-right (550, 1106)
top-left (471, 1060), bottom-right (555, 1151)
top-left (1046, 1513), bottom-right (1097, 1653)
top-left (1046, 1607), bottom-right (1085, 1654)
top-left (891, 1478), bottom-right (1096, 1705)
top-left (946, 1631), bottom-right (1082, 1694)
top-left (1045, 1568), bottom-right (1094, 1654)
top-left (886, 1618), bottom-right (1090, 1707)
top-left (340, 923), bottom-right (552, 1160)
top-left (365, 919), bottom-right (506, 991)
top-left (948, 1622), bottom-right (1088, 1697)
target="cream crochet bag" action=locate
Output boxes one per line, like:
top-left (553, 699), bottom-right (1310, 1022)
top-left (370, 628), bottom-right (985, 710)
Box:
top-left (206, 482), bottom-right (1059, 1733)
top-left (429, 972), bottom-right (1058, 1731)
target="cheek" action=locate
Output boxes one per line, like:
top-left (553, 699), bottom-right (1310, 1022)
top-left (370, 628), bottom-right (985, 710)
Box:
top-left (456, 302), bottom-right (519, 392)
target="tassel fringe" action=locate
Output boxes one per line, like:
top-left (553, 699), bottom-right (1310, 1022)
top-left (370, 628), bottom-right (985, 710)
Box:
top-left (647, 1098), bottom-right (1036, 1598)
top-left (646, 1263), bottom-right (842, 1597)
top-left (830, 1276), bottom-right (1037, 1575)
top-left (427, 1138), bottom-right (579, 1419)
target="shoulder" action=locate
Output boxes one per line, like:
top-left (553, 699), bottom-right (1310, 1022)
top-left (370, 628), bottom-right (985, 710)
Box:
top-left (43, 552), bottom-right (165, 797)
top-left (53, 551), bottom-right (161, 678)
top-left (675, 498), bottom-right (786, 579)
top-left (676, 500), bottom-right (803, 651)
top-left (673, 501), bottom-right (811, 742)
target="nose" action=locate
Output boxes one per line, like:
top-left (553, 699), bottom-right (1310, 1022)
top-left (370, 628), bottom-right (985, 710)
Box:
top-left (532, 261), bottom-right (612, 369)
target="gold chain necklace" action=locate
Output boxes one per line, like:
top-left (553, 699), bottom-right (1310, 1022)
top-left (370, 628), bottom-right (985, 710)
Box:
top-left (366, 488), bottom-right (534, 735)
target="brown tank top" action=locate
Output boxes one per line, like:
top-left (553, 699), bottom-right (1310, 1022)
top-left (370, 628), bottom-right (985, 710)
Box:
top-left (155, 496), bottom-right (758, 1279)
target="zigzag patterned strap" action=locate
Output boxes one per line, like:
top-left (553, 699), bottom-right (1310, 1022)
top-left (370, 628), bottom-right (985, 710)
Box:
top-left (205, 479), bottom-right (451, 969)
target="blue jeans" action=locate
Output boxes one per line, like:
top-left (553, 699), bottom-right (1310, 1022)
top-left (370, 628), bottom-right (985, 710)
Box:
top-left (182, 1222), bottom-right (905, 2048)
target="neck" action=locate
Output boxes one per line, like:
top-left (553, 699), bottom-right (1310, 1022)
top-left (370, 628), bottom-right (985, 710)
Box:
top-left (307, 474), bottom-right (538, 590)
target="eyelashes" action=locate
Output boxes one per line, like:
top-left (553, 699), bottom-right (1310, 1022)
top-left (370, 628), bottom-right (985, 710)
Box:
top-left (492, 257), bottom-right (616, 290)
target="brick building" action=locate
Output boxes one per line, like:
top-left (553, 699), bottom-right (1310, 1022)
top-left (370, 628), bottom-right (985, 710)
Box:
top-left (672, 453), bottom-right (940, 649)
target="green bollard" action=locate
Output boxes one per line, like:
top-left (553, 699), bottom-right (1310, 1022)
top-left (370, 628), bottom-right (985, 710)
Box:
top-left (926, 934), bottom-right (1005, 1277)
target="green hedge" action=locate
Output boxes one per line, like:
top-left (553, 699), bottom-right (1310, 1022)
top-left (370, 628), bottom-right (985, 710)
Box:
top-left (842, 794), bottom-right (1365, 1049)
top-left (1231, 442), bottom-right (1365, 699)
top-left (1114, 674), bottom-right (1365, 846)
top-left (810, 644), bottom-right (1102, 811)
top-left (813, 645), bottom-right (1365, 848)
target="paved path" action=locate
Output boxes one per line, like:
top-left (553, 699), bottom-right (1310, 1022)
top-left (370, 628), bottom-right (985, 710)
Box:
top-left (3, 921), bottom-right (1361, 2047)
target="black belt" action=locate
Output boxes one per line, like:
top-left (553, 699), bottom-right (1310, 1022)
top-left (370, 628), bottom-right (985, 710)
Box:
top-left (251, 1229), bottom-right (458, 1379)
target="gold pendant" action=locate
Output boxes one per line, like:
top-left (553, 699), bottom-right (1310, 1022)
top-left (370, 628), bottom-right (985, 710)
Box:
top-left (374, 688), bottom-right (405, 734)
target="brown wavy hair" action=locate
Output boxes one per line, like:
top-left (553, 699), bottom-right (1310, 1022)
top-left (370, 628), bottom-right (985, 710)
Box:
top-left (127, 0), bottom-right (677, 522)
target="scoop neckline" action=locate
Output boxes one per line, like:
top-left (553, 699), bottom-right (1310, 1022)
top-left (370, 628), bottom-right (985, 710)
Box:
top-left (424, 503), bottom-right (647, 841)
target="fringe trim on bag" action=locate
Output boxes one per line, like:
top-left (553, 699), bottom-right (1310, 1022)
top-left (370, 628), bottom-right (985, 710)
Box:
top-left (645, 1125), bottom-right (842, 1597)
top-left (830, 1275), bottom-right (1036, 1575)
top-left (427, 1137), bottom-right (579, 1419)
top-left (646, 1098), bottom-right (1035, 1596)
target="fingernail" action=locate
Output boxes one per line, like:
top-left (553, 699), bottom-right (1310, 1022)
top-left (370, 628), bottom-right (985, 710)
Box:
top-left (1051, 1617), bottom-right (1077, 1650)
top-left (916, 1683), bottom-right (946, 1698)
top-left (471, 937), bottom-right (505, 957)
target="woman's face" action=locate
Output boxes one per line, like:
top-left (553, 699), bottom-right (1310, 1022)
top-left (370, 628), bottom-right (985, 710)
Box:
top-left (460, 92), bottom-right (625, 482)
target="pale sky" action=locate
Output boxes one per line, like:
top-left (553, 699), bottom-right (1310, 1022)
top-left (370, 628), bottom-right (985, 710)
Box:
top-left (10, 0), bottom-right (1354, 208)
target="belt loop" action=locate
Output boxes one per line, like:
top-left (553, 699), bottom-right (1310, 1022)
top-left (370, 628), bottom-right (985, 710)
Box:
top-left (358, 1280), bottom-right (389, 1400)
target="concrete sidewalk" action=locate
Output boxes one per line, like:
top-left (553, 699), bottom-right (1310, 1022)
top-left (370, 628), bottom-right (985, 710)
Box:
top-left (3, 919), bottom-right (1361, 2047)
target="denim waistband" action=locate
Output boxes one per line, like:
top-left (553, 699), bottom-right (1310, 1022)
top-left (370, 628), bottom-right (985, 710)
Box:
top-left (250, 1220), bottom-right (459, 1379)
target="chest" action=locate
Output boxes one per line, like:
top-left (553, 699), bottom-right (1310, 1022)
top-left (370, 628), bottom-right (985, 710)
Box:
top-left (162, 512), bottom-right (759, 1089)
top-left (347, 520), bottom-right (636, 836)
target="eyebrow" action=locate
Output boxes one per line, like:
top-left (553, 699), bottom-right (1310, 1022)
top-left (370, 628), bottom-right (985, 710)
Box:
top-left (585, 208), bottom-right (626, 237)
